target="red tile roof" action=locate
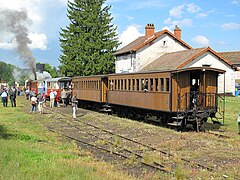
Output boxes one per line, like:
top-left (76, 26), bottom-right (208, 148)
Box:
top-left (218, 51), bottom-right (240, 64)
top-left (113, 30), bottom-right (192, 55)
top-left (141, 47), bottom-right (237, 71)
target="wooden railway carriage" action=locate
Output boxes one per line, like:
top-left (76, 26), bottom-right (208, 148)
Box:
top-left (72, 67), bottom-right (225, 131)
top-left (72, 75), bottom-right (108, 104)
top-left (107, 67), bottom-right (225, 130)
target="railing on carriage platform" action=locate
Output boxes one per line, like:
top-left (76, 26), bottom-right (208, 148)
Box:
top-left (178, 92), bottom-right (225, 122)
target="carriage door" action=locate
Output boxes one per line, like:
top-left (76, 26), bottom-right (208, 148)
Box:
top-left (101, 77), bottom-right (108, 102)
top-left (190, 72), bottom-right (200, 109)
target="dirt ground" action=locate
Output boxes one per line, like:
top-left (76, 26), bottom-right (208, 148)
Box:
top-left (37, 104), bottom-right (240, 179)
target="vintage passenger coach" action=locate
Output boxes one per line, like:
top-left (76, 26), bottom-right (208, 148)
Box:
top-left (72, 67), bottom-right (225, 131)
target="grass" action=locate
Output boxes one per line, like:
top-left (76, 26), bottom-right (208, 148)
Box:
top-left (0, 96), bottom-right (135, 180)
top-left (1, 95), bottom-right (240, 179)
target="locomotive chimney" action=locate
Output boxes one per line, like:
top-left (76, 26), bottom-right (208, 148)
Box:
top-left (174, 25), bottom-right (181, 39)
top-left (145, 23), bottom-right (155, 39)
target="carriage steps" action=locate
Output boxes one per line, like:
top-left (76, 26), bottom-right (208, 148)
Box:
top-left (99, 104), bottom-right (112, 113)
top-left (168, 116), bottom-right (184, 127)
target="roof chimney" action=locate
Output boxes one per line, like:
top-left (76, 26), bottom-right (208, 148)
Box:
top-left (174, 25), bottom-right (181, 39)
top-left (145, 23), bottom-right (155, 39)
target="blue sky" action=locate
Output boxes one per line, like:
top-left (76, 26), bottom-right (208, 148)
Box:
top-left (0, 0), bottom-right (239, 68)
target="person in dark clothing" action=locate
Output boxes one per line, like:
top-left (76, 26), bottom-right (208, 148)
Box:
top-left (9, 88), bottom-right (17, 107)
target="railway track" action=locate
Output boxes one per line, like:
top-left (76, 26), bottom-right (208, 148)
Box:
top-left (205, 131), bottom-right (230, 139)
top-left (46, 112), bottom-right (219, 175)
top-left (47, 127), bottom-right (171, 174)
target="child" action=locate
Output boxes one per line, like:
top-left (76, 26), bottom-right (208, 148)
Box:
top-left (72, 95), bottom-right (78, 118)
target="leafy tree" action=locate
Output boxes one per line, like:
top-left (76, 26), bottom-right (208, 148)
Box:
top-left (59, 0), bottom-right (120, 77)
top-left (0, 61), bottom-right (14, 84)
top-left (44, 63), bottom-right (58, 78)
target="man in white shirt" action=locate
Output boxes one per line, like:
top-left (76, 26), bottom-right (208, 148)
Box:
top-left (50, 90), bottom-right (55, 108)
top-left (1, 89), bottom-right (8, 107)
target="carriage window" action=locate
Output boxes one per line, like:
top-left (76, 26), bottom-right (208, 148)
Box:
top-left (132, 79), bottom-right (135, 91)
top-left (117, 79), bottom-right (120, 90)
top-left (114, 80), bottom-right (116, 90)
top-left (136, 79), bottom-right (139, 91)
top-left (166, 78), bottom-right (170, 92)
top-left (141, 79), bottom-right (145, 91)
top-left (160, 78), bottom-right (164, 91)
top-left (155, 78), bottom-right (158, 91)
top-left (143, 79), bottom-right (148, 92)
top-left (150, 78), bottom-right (153, 91)
top-left (128, 79), bottom-right (131, 91)
top-left (124, 79), bottom-right (127, 90)
top-left (121, 79), bottom-right (123, 90)
top-left (109, 80), bottom-right (112, 90)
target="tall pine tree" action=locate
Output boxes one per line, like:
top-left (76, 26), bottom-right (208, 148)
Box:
top-left (59, 0), bottom-right (120, 76)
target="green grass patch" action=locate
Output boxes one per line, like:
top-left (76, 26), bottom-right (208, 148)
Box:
top-left (0, 97), bottom-right (135, 180)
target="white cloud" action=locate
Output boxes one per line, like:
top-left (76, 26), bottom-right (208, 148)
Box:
top-left (165, 18), bottom-right (192, 29)
top-left (192, 35), bottom-right (210, 47)
top-left (221, 22), bottom-right (240, 30)
top-left (187, 3), bottom-right (201, 13)
top-left (0, 42), bottom-right (16, 50)
top-left (164, 17), bottom-right (171, 25)
top-left (169, 4), bottom-right (185, 18)
top-left (218, 40), bottom-right (227, 45)
top-left (0, 33), bottom-right (47, 50)
top-left (118, 25), bottom-right (144, 48)
top-left (28, 33), bottom-right (48, 50)
top-left (0, 0), bottom-right (51, 50)
top-left (196, 13), bottom-right (208, 18)
top-left (161, 26), bottom-right (171, 32)
top-left (0, 0), bottom-right (43, 24)
top-left (231, 0), bottom-right (240, 5)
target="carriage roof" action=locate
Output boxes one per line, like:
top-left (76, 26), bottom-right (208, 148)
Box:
top-left (45, 77), bottom-right (71, 82)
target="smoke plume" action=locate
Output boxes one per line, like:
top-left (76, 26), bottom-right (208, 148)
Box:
top-left (0, 9), bottom-right (37, 80)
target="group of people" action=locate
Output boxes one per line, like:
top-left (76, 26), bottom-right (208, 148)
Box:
top-left (29, 92), bottom-right (45, 114)
top-left (28, 88), bottom-right (78, 119)
top-left (0, 87), bottom-right (17, 107)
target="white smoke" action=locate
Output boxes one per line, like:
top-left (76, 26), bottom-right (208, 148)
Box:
top-left (36, 71), bottom-right (52, 80)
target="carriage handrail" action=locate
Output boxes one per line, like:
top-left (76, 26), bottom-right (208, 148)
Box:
top-left (178, 92), bottom-right (222, 112)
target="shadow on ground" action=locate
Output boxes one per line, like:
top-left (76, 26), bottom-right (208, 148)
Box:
top-left (0, 125), bottom-right (13, 139)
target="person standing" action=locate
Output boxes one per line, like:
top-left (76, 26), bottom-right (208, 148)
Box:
top-left (71, 94), bottom-right (78, 118)
top-left (238, 113), bottom-right (240, 135)
top-left (9, 88), bottom-right (17, 107)
top-left (61, 89), bottom-right (67, 106)
top-left (37, 93), bottom-right (44, 114)
top-left (30, 94), bottom-right (37, 113)
top-left (1, 89), bottom-right (8, 107)
top-left (50, 90), bottom-right (55, 108)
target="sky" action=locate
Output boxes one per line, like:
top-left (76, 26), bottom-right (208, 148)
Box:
top-left (0, 0), bottom-right (239, 69)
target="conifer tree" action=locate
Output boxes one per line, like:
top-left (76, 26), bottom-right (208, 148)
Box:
top-left (59, 0), bottom-right (120, 76)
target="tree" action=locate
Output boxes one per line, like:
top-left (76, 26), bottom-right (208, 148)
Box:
top-left (0, 61), bottom-right (14, 84)
top-left (59, 0), bottom-right (120, 77)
